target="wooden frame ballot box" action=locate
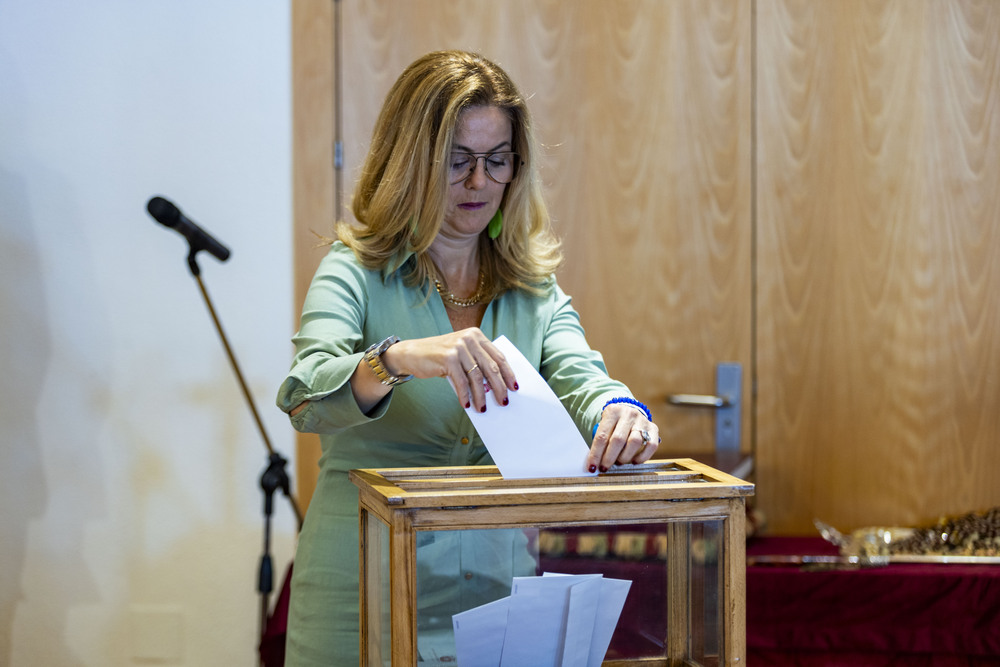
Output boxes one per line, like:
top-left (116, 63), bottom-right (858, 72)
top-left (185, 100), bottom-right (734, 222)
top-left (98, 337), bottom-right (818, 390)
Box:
top-left (351, 459), bottom-right (754, 666)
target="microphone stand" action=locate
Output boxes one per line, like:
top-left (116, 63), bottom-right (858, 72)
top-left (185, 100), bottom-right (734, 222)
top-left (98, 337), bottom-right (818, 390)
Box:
top-left (183, 246), bottom-right (304, 654)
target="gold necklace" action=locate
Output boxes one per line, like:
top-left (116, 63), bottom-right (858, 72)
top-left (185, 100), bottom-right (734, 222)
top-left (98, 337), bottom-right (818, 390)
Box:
top-left (434, 271), bottom-right (486, 308)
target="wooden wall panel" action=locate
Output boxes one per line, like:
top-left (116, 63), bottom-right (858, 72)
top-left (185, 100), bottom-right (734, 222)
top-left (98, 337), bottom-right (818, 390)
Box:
top-left (756, 0), bottom-right (1000, 533)
top-left (291, 0), bottom-right (335, 510)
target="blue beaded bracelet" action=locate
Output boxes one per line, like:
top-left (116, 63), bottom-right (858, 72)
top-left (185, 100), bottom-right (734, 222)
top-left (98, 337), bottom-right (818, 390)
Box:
top-left (602, 397), bottom-right (652, 421)
top-left (591, 397), bottom-right (653, 438)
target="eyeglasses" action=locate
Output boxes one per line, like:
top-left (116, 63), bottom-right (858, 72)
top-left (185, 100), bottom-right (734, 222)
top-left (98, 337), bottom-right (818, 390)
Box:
top-left (449, 151), bottom-right (521, 185)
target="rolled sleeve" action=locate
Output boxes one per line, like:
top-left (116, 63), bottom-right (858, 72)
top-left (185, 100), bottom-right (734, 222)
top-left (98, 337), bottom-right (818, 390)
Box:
top-left (275, 244), bottom-right (389, 433)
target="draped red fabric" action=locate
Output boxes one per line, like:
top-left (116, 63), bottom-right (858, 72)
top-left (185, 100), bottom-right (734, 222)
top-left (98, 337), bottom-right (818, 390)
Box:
top-left (747, 538), bottom-right (1000, 666)
top-left (259, 563), bottom-right (293, 667)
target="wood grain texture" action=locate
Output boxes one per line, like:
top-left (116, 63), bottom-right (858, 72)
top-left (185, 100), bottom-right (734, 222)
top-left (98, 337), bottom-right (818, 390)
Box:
top-left (292, 0), bottom-right (335, 511)
top-left (756, 0), bottom-right (1000, 533)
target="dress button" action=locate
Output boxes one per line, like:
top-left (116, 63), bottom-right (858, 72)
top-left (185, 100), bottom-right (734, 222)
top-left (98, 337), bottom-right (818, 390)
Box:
top-left (461, 437), bottom-right (469, 445)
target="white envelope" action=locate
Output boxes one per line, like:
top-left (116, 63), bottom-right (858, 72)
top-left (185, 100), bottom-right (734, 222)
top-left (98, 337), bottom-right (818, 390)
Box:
top-left (465, 336), bottom-right (595, 479)
top-left (452, 597), bottom-right (510, 667)
top-left (544, 572), bottom-right (632, 667)
top-left (500, 575), bottom-right (580, 666)
top-left (451, 573), bottom-right (632, 667)
top-left (559, 576), bottom-right (602, 667)
top-left (586, 577), bottom-right (631, 667)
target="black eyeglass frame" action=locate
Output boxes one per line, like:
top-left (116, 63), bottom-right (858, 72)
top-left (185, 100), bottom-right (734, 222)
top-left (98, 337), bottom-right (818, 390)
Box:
top-left (448, 151), bottom-right (522, 185)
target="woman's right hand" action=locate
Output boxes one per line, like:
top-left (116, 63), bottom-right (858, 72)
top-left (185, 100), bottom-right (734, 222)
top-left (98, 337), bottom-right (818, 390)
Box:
top-left (381, 328), bottom-right (518, 413)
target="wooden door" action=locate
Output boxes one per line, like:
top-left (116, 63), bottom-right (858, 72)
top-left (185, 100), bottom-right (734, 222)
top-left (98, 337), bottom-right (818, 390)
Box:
top-left (292, 0), bottom-right (1000, 535)
top-left (755, 0), bottom-right (1000, 533)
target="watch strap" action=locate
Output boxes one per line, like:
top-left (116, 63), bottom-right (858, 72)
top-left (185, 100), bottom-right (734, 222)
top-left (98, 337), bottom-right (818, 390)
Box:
top-left (364, 336), bottom-right (413, 387)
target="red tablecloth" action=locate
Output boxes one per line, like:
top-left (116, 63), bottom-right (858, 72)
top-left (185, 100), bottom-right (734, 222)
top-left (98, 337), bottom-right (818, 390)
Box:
top-left (747, 537), bottom-right (1000, 666)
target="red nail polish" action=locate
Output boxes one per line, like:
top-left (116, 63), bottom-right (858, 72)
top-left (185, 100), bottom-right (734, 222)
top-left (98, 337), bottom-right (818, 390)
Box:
top-left (480, 406), bottom-right (486, 413)
top-left (588, 465), bottom-right (597, 473)
top-left (465, 402), bottom-right (470, 409)
top-left (599, 465), bottom-right (608, 473)
top-left (513, 382), bottom-right (519, 390)
top-left (503, 397), bottom-right (509, 406)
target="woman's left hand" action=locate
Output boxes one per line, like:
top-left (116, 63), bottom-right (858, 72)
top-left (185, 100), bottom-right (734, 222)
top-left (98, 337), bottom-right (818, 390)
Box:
top-left (586, 404), bottom-right (660, 473)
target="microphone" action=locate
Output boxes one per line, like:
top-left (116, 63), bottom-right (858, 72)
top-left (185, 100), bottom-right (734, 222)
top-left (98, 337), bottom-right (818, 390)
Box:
top-left (147, 196), bottom-right (231, 262)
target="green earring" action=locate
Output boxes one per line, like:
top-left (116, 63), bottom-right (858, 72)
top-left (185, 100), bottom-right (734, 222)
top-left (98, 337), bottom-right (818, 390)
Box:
top-left (487, 209), bottom-right (503, 239)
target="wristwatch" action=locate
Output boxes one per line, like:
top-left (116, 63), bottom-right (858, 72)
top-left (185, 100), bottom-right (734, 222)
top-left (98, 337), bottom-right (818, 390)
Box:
top-left (364, 335), bottom-right (413, 387)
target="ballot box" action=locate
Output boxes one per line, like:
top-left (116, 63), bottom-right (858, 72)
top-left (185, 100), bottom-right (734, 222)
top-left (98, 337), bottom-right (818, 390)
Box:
top-left (351, 459), bottom-right (754, 666)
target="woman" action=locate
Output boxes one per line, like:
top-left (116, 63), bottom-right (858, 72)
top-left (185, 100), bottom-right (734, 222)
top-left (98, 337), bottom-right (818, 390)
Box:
top-left (277, 50), bottom-right (659, 666)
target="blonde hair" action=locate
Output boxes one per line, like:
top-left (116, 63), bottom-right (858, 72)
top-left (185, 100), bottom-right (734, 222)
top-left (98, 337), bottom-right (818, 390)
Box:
top-left (338, 50), bottom-right (562, 296)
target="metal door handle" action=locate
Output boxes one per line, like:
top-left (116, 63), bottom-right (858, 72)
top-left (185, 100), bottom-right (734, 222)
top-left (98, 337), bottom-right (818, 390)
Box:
top-left (667, 394), bottom-right (731, 408)
top-left (665, 362), bottom-right (741, 453)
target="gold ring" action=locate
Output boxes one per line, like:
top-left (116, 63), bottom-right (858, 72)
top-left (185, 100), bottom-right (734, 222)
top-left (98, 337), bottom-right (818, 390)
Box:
top-left (466, 364), bottom-right (480, 375)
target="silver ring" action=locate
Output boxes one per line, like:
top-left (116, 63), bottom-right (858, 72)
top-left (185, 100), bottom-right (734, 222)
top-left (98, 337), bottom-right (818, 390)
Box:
top-left (466, 364), bottom-right (480, 375)
top-left (639, 429), bottom-right (651, 446)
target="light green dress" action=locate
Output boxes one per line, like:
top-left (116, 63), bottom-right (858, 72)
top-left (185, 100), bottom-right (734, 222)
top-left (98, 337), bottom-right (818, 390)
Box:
top-left (277, 242), bottom-right (631, 666)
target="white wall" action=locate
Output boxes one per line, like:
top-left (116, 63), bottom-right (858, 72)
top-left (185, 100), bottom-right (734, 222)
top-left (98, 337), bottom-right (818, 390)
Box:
top-left (0, 1), bottom-right (297, 664)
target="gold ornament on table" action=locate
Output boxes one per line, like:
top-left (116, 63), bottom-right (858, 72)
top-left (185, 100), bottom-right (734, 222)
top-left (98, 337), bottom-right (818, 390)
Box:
top-left (815, 505), bottom-right (1000, 566)
top-left (886, 506), bottom-right (1000, 558)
